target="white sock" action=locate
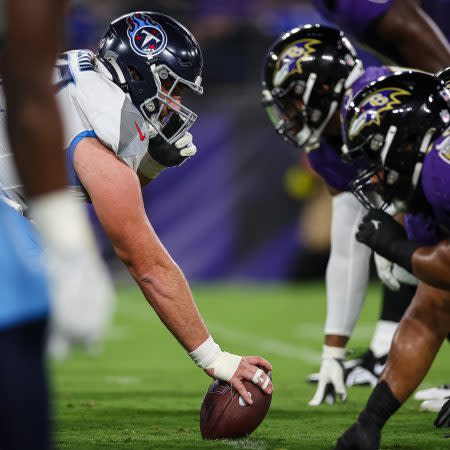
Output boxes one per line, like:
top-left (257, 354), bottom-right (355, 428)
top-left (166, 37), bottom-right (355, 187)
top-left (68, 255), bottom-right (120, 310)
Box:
top-left (370, 320), bottom-right (398, 358)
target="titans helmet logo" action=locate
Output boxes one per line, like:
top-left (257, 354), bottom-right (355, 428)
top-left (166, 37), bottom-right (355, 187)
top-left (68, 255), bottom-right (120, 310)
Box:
top-left (273, 39), bottom-right (321, 87)
top-left (127, 13), bottom-right (167, 58)
top-left (348, 87), bottom-right (411, 140)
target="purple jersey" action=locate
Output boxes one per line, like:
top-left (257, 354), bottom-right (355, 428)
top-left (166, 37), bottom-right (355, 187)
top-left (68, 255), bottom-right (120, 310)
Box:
top-left (307, 65), bottom-right (393, 192)
top-left (314, 0), bottom-right (450, 62)
top-left (314, 0), bottom-right (392, 36)
top-left (405, 129), bottom-right (450, 245)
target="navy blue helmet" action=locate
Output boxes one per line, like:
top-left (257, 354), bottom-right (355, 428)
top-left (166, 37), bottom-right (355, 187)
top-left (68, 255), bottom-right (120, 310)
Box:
top-left (261, 24), bottom-right (363, 151)
top-left (97, 12), bottom-right (203, 143)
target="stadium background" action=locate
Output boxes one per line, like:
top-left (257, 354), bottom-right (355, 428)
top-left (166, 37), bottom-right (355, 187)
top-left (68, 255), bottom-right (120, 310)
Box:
top-left (51, 3), bottom-right (450, 449)
top-left (66, 0), bottom-right (343, 281)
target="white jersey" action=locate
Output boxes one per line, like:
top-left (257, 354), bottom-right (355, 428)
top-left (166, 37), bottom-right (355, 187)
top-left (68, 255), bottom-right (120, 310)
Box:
top-left (0, 49), bottom-right (151, 210)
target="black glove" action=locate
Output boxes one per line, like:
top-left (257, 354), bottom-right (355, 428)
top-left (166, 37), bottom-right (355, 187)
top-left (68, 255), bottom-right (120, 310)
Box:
top-left (434, 397), bottom-right (450, 428)
top-left (335, 420), bottom-right (381, 450)
top-left (355, 209), bottom-right (421, 273)
top-left (147, 115), bottom-right (196, 167)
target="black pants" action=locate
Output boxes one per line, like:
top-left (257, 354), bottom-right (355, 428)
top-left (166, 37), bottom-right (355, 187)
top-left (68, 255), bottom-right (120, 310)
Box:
top-left (380, 283), bottom-right (416, 323)
top-left (0, 318), bottom-right (50, 450)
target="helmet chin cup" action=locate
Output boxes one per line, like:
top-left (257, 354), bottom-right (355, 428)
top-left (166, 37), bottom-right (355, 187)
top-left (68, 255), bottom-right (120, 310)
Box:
top-left (139, 63), bottom-right (201, 144)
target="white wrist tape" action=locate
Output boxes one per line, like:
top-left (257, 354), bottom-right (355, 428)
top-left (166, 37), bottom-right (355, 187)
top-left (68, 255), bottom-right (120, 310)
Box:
top-left (29, 189), bottom-right (96, 252)
top-left (189, 335), bottom-right (222, 369)
top-left (189, 336), bottom-right (242, 381)
top-left (323, 345), bottom-right (346, 360)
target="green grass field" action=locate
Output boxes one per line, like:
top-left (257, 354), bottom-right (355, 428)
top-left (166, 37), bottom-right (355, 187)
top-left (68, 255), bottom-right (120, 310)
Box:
top-left (53, 282), bottom-right (449, 449)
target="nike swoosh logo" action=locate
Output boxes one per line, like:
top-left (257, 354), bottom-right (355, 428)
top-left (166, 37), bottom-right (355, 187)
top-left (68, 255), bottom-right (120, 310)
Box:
top-left (134, 121), bottom-right (145, 141)
top-left (371, 220), bottom-right (381, 230)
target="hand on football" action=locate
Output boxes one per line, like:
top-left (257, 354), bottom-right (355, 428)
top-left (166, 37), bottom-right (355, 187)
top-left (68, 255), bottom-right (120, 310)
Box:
top-left (309, 357), bottom-right (346, 406)
top-left (206, 355), bottom-right (273, 405)
top-left (148, 114), bottom-right (197, 167)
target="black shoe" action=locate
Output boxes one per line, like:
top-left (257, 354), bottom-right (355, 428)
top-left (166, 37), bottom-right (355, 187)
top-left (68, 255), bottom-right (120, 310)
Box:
top-left (434, 397), bottom-right (450, 428)
top-left (335, 420), bottom-right (381, 450)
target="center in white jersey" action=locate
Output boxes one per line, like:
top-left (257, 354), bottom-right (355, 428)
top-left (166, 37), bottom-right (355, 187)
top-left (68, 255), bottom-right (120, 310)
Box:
top-left (0, 49), bottom-right (152, 209)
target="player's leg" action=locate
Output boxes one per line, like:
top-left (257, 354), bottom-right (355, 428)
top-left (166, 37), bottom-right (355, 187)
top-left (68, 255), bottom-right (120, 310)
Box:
top-left (371, 284), bottom-right (414, 356)
top-left (0, 319), bottom-right (50, 450)
top-left (309, 192), bottom-right (371, 405)
top-left (0, 200), bottom-right (51, 449)
top-left (2, 0), bottom-right (67, 198)
top-left (348, 283), bottom-right (417, 384)
top-left (336, 282), bottom-right (450, 449)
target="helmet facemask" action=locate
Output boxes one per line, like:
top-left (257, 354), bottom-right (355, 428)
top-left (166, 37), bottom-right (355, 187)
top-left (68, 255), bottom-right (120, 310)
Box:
top-left (263, 59), bottom-right (363, 152)
top-left (348, 125), bottom-right (437, 212)
top-left (130, 63), bottom-right (203, 144)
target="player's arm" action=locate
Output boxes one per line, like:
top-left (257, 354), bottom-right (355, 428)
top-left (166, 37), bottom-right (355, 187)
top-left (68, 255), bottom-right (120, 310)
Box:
top-left (374, 0), bottom-right (450, 72)
top-left (309, 191), bottom-right (371, 406)
top-left (411, 241), bottom-right (450, 291)
top-left (73, 137), bottom-right (273, 402)
top-left (3, 0), bottom-right (67, 197)
top-left (355, 209), bottom-right (450, 289)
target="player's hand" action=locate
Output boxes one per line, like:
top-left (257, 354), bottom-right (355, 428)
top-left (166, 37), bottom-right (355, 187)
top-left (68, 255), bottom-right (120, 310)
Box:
top-left (309, 352), bottom-right (346, 406)
top-left (46, 247), bottom-right (115, 359)
top-left (356, 209), bottom-right (406, 253)
top-left (356, 209), bottom-right (420, 272)
top-left (147, 114), bottom-right (197, 167)
top-left (30, 191), bottom-right (116, 359)
top-left (335, 420), bottom-right (381, 450)
top-left (374, 253), bottom-right (401, 291)
top-left (205, 354), bottom-right (273, 405)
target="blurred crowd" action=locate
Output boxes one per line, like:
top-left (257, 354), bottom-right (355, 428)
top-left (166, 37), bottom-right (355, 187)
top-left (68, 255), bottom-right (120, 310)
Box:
top-left (67, 0), bottom-right (319, 86)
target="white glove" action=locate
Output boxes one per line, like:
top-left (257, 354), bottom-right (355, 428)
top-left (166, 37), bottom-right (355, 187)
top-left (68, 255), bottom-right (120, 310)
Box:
top-left (309, 346), bottom-right (347, 406)
top-left (374, 253), bottom-right (401, 291)
top-left (29, 190), bottom-right (115, 359)
top-left (374, 253), bottom-right (418, 291)
top-left (392, 263), bottom-right (419, 287)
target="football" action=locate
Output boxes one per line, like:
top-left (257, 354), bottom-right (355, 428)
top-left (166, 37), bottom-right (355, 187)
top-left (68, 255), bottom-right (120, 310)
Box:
top-left (199, 372), bottom-right (272, 440)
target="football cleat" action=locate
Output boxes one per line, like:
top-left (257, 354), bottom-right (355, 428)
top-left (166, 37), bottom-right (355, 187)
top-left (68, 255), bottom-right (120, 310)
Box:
top-left (335, 420), bottom-right (381, 450)
top-left (419, 398), bottom-right (449, 413)
top-left (414, 384), bottom-right (450, 401)
top-left (434, 397), bottom-right (450, 428)
top-left (307, 350), bottom-right (386, 387)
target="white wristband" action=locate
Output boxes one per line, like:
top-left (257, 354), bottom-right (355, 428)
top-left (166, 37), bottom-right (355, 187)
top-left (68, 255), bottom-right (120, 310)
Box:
top-left (28, 189), bottom-right (96, 253)
top-left (323, 345), bottom-right (346, 360)
top-left (189, 335), bottom-right (222, 369)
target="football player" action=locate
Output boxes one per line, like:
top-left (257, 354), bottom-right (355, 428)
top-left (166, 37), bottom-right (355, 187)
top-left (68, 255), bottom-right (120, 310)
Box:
top-left (261, 24), bottom-right (416, 406)
top-left (0, 0), bottom-right (113, 448)
top-left (314, 0), bottom-right (450, 409)
top-left (0, 9), bottom-right (273, 413)
top-left (336, 70), bottom-right (450, 449)
top-left (314, 0), bottom-right (450, 73)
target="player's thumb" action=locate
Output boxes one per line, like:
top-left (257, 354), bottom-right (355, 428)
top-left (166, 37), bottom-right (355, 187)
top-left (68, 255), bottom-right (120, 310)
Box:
top-left (334, 373), bottom-right (347, 402)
